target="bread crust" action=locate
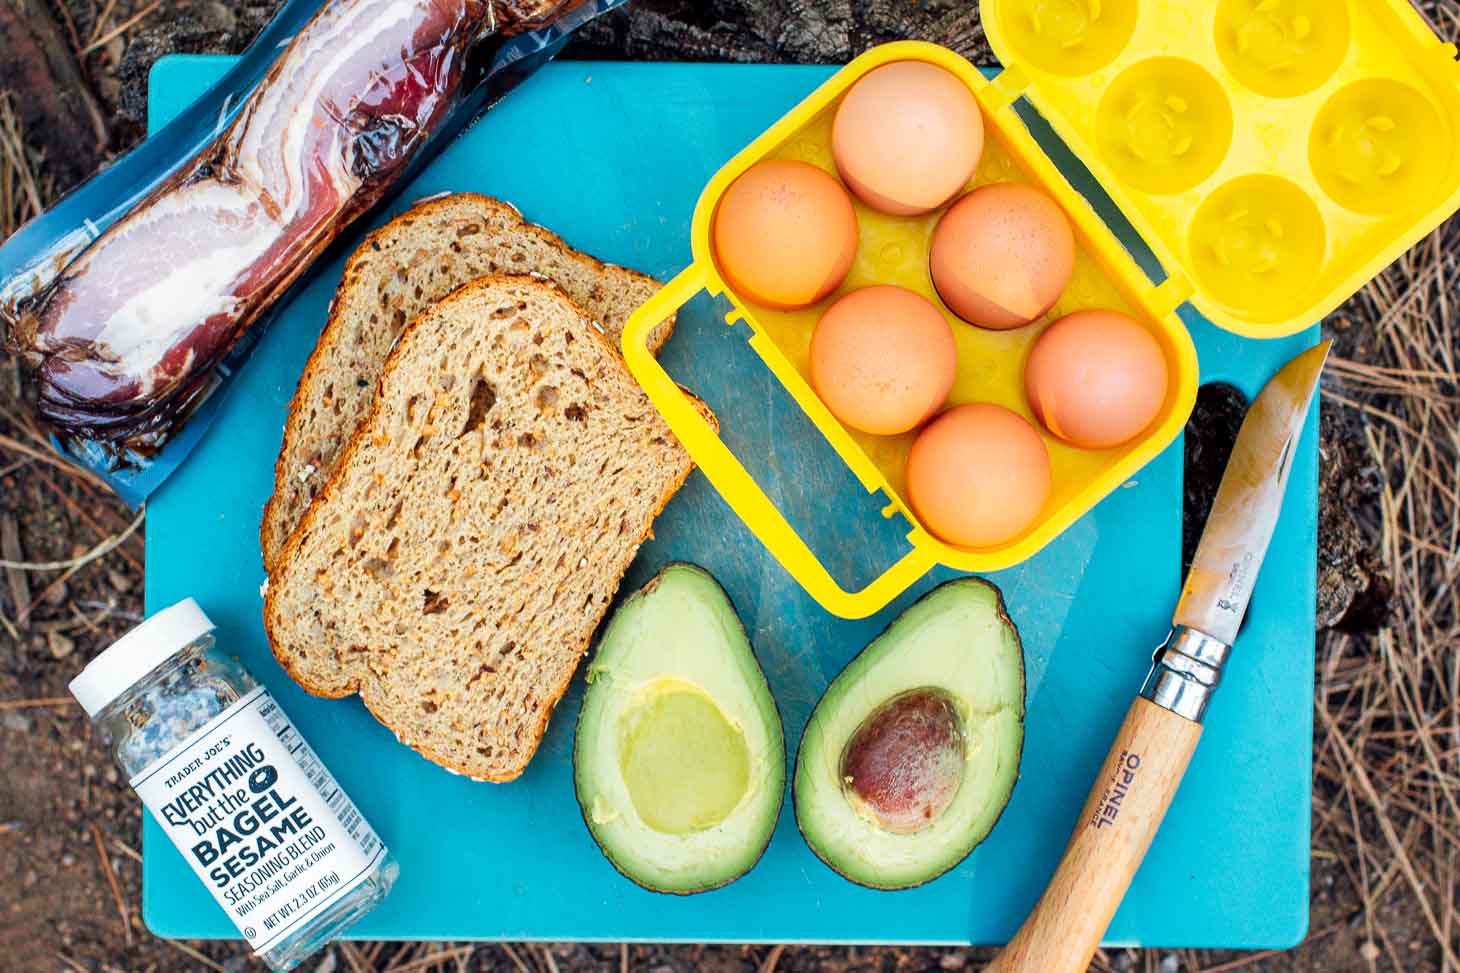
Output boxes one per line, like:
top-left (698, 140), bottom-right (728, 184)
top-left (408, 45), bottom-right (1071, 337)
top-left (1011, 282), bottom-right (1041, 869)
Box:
top-left (260, 191), bottom-right (674, 574)
top-left (263, 274), bottom-right (714, 781)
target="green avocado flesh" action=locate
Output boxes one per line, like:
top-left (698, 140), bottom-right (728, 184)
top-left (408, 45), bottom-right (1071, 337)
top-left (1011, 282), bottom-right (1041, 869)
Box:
top-left (795, 578), bottom-right (1025, 890)
top-left (621, 687), bottom-right (751, 833)
top-left (574, 564), bottom-right (785, 894)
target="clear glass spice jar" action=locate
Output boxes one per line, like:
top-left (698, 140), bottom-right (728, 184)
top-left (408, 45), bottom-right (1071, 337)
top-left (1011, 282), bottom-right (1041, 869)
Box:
top-left (69, 599), bottom-right (397, 971)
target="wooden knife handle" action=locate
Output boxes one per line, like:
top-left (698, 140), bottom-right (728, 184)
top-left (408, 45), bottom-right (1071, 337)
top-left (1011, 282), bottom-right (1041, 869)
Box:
top-left (986, 697), bottom-right (1203, 973)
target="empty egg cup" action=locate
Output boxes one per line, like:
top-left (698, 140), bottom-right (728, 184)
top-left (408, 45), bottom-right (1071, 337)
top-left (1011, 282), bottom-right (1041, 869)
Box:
top-left (1214, 0), bottom-right (1350, 99)
top-left (1095, 57), bottom-right (1234, 195)
top-left (1309, 78), bottom-right (1446, 216)
top-left (982, 0), bottom-right (1460, 336)
top-left (995, 0), bottom-right (1140, 76)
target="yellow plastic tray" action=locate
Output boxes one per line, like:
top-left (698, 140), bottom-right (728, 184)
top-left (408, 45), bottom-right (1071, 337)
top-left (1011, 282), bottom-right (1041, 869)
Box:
top-left (622, 41), bottom-right (1200, 618)
top-left (982, 0), bottom-right (1460, 337)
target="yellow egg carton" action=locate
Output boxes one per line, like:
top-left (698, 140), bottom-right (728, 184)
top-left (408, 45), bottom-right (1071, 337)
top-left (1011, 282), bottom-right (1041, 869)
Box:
top-left (620, 18), bottom-right (1460, 619)
top-left (982, 0), bottom-right (1460, 337)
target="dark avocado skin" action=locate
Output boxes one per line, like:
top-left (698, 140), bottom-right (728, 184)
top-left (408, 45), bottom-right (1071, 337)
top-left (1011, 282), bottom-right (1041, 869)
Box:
top-left (794, 576), bottom-right (1026, 891)
top-left (572, 561), bottom-right (786, 896)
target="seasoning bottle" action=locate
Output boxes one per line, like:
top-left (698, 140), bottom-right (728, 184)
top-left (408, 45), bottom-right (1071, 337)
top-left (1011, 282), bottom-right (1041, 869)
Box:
top-left (69, 599), bottom-right (397, 971)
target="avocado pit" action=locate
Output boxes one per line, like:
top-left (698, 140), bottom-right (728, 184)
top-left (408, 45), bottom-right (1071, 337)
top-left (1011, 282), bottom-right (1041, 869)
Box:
top-left (840, 688), bottom-right (965, 834)
top-left (794, 578), bottom-right (1025, 889)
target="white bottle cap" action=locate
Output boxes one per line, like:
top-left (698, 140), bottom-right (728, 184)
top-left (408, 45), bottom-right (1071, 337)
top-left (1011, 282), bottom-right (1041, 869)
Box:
top-left (69, 598), bottom-right (216, 717)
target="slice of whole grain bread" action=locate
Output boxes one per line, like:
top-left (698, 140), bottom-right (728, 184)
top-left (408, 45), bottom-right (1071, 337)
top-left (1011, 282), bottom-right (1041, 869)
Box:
top-left (260, 192), bottom-right (672, 572)
top-left (263, 277), bottom-right (710, 781)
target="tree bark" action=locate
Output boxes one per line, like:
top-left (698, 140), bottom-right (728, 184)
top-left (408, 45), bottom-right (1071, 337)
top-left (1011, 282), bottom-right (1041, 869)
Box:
top-left (0, 0), bottom-right (108, 189)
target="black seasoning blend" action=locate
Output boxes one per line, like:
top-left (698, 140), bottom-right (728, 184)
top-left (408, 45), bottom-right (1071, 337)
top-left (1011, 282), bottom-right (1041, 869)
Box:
top-left (69, 599), bottom-right (397, 971)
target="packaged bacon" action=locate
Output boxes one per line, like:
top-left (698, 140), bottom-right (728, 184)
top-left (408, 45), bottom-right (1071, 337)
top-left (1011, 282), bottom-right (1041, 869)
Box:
top-left (0, 0), bottom-right (623, 505)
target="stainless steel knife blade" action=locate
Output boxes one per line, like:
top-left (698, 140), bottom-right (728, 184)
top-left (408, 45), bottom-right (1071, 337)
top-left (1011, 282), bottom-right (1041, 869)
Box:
top-left (1173, 340), bottom-right (1331, 644)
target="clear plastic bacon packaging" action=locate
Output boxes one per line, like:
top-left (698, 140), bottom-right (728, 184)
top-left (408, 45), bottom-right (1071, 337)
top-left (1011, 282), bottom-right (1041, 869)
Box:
top-left (0, 0), bottom-right (623, 505)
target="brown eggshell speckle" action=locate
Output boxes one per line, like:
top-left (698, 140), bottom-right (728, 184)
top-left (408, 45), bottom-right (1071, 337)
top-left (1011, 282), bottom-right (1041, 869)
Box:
top-left (809, 285), bottom-right (958, 436)
top-left (833, 61), bottom-right (984, 216)
top-left (712, 160), bottom-right (858, 309)
top-left (906, 403), bottom-right (1052, 548)
top-left (930, 183), bottom-right (1075, 330)
top-left (1025, 309), bottom-right (1170, 449)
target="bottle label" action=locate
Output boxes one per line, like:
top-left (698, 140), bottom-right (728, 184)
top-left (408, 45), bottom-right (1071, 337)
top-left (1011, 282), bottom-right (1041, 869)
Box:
top-left (131, 685), bottom-right (386, 954)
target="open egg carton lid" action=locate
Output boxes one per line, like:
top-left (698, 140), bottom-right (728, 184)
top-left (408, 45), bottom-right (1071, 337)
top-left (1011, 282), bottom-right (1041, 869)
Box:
top-left (980, 0), bottom-right (1460, 338)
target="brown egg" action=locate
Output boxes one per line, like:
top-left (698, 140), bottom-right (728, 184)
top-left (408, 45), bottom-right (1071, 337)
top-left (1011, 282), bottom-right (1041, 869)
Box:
top-left (906, 403), bottom-right (1051, 548)
top-left (712, 160), bottom-right (858, 309)
top-left (833, 61), bottom-right (984, 216)
top-left (1025, 309), bottom-right (1169, 449)
top-left (809, 285), bottom-right (958, 436)
top-left (930, 183), bottom-right (1075, 330)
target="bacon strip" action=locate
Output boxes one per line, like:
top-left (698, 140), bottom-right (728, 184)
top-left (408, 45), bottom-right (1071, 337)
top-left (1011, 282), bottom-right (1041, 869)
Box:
top-left (6, 0), bottom-right (503, 452)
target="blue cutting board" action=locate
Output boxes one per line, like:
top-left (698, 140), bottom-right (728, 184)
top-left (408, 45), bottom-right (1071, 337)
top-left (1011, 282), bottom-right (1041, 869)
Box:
top-left (145, 55), bottom-right (1318, 948)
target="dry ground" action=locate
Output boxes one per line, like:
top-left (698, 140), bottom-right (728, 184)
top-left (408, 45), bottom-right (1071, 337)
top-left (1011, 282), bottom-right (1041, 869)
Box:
top-left (2, 2), bottom-right (1459, 971)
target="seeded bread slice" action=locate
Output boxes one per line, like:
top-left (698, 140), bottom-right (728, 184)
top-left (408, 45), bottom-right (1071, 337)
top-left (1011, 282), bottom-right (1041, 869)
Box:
top-left (260, 192), bottom-right (673, 572)
top-left (263, 277), bottom-right (710, 782)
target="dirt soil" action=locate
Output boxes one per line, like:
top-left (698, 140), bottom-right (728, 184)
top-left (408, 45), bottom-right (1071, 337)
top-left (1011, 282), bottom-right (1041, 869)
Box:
top-left (3, 2), bottom-right (1459, 972)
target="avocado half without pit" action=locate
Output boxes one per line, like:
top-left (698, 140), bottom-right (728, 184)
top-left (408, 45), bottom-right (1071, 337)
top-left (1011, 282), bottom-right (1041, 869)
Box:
top-left (573, 563), bottom-right (785, 894)
top-left (795, 578), bottom-right (1026, 890)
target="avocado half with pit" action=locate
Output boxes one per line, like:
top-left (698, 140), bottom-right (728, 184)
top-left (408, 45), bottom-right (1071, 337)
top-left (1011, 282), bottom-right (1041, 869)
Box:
top-left (574, 563), bottom-right (785, 894)
top-left (795, 578), bottom-right (1025, 890)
